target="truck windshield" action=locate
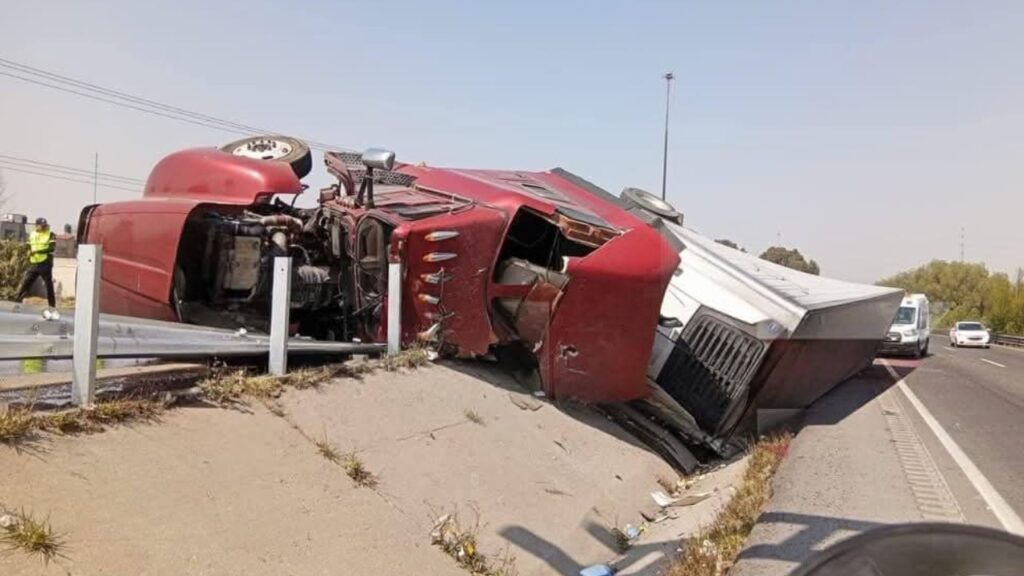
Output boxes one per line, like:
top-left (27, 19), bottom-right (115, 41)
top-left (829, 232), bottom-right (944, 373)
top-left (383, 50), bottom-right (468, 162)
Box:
top-left (894, 306), bottom-right (916, 325)
top-left (957, 322), bottom-right (984, 331)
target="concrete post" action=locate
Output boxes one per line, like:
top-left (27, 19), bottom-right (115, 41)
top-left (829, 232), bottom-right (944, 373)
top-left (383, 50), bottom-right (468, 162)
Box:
top-left (269, 257), bottom-right (292, 376)
top-left (387, 261), bottom-right (402, 355)
top-left (71, 245), bottom-right (101, 406)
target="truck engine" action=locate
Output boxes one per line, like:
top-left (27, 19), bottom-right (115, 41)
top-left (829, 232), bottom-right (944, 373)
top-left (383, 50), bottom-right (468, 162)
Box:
top-left (174, 203), bottom-right (349, 340)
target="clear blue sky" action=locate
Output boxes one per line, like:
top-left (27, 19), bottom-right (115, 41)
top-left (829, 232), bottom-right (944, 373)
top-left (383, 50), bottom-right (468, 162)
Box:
top-left (2, 0), bottom-right (1022, 282)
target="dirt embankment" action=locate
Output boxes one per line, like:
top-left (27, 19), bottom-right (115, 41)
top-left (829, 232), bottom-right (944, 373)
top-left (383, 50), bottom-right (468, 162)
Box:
top-left (1, 362), bottom-right (745, 576)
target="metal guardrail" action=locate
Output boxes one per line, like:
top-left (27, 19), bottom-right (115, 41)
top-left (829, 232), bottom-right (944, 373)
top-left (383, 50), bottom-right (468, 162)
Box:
top-left (994, 333), bottom-right (1024, 348)
top-left (1, 245), bottom-right (395, 405)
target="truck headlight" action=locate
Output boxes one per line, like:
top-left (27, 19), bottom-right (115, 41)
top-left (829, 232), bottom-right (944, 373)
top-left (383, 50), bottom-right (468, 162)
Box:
top-left (903, 329), bottom-right (918, 337)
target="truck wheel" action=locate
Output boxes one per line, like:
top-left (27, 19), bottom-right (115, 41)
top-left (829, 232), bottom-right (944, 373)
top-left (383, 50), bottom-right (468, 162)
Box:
top-left (922, 338), bottom-right (929, 356)
top-left (619, 187), bottom-right (683, 224)
top-left (220, 135), bottom-right (313, 179)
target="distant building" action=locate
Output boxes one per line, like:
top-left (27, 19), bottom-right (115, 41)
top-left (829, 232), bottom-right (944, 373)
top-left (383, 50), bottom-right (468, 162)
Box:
top-left (1, 213), bottom-right (28, 241)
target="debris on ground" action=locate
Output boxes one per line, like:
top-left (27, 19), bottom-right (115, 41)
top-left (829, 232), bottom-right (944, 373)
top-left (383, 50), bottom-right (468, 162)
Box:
top-left (651, 490), bottom-right (713, 508)
top-left (430, 509), bottom-right (518, 576)
top-left (507, 393), bottom-right (543, 412)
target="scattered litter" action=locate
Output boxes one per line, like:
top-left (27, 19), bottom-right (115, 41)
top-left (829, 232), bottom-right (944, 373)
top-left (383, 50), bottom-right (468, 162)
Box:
top-left (508, 393), bottom-right (543, 412)
top-left (0, 514), bottom-right (16, 529)
top-left (651, 490), bottom-right (713, 508)
top-left (579, 564), bottom-right (614, 576)
top-left (624, 524), bottom-right (640, 539)
top-left (883, 408), bottom-right (899, 415)
top-left (553, 440), bottom-right (568, 453)
top-left (651, 491), bottom-right (677, 507)
top-left (640, 510), bottom-right (676, 523)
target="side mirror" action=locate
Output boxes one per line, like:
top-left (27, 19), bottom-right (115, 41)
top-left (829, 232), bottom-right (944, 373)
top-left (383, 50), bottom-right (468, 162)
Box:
top-left (361, 148), bottom-right (396, 171)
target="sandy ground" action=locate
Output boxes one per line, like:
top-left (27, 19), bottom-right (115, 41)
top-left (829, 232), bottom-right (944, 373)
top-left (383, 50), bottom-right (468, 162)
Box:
top-left (1, 361), bottom-right (743, 576)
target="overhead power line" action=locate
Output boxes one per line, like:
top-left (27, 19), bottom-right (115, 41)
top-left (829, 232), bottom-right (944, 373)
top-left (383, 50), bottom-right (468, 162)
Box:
top-left (0, 57), bottom-right (354, 152)
top-left (0, 154), bottom-right (145, 185)
top-left (0, 164), bottom-right (142, 193)
top-left (0, 157), bottom-right (143, 194)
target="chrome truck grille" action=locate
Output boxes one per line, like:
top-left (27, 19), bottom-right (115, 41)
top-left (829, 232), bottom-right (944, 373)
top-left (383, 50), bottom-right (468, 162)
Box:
top-left (655, 312), bottom-right (767, 433)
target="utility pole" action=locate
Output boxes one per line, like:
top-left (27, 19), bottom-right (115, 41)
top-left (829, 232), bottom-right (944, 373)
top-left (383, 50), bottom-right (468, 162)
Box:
top-left (960, 227), bottom-right (965, 262)
top-left (661, 72), bottom-right (674, 201)
top-left (93, 152), bottom-right (98, 204)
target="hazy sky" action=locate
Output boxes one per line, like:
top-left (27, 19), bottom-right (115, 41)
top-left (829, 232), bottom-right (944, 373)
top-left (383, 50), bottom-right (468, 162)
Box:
top-left (1, 0), bottom-right (1021, 283)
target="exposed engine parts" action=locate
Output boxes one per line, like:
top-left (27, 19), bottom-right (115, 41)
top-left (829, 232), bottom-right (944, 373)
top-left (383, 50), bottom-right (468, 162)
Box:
top-left (174, 200), bottom-right (375, 341)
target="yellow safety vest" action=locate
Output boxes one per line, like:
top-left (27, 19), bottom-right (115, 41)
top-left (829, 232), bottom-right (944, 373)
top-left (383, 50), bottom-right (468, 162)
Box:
top-left (28, 229), bottom-right (53, 265)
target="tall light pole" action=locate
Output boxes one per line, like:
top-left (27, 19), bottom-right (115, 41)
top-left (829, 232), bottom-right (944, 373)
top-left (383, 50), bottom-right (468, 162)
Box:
top-left (661, 72), bottom-right (674, 201)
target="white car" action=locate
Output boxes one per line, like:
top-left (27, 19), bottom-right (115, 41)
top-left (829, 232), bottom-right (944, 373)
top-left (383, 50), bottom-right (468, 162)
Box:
top-left (949, 321), bottom-right (991, 348)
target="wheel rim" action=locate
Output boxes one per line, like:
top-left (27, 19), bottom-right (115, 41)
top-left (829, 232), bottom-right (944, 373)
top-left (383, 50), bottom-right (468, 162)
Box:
top-left (228, 137), bottom-right (293, 161)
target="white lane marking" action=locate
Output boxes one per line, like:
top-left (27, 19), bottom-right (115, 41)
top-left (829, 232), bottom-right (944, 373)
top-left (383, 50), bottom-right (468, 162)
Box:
top-left (882, 360), bottom-right (1024, 534)
top-left (981, 358), bottom-right (1006, 368)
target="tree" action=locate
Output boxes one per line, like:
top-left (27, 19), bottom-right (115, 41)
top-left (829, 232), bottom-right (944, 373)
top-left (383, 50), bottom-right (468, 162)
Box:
top-left (758, 246), bottom-right (820, 275)
top-left (877, 260), bottom-right (1024, 331)
top-left (714, 238), bottom-right (746, 252)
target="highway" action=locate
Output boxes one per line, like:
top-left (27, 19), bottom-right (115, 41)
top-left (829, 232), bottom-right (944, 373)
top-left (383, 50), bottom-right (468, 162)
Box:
top-left (897, 335), bottom-right (1024, 522)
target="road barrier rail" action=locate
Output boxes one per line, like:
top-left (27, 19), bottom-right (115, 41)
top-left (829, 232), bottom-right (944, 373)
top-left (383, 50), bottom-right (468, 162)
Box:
top-left (993, 333), bottom-right (1024, 348)
top-left (1, 245), bottom-right (393, 405)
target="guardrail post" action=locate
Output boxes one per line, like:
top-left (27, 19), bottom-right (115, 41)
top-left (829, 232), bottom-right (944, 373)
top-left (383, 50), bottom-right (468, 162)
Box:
top-left (71, 245), bottom-right (101, 406)
top-left (269, 257), bottom-right (292, 376)
top-left (387, 260), bottom-right (402, 355)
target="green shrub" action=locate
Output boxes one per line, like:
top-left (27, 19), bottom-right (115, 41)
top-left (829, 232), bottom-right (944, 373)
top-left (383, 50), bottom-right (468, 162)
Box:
top-left (0, 240), bottom-right (29, 300)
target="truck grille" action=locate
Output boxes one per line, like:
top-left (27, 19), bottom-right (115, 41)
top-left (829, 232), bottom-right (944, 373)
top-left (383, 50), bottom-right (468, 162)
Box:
top-left (656, 313), bottom-right (766, 432)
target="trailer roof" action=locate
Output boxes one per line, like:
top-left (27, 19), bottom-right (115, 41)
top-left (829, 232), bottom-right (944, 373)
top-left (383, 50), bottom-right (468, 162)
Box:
top-left (670, 223), bottom-right (901, 312)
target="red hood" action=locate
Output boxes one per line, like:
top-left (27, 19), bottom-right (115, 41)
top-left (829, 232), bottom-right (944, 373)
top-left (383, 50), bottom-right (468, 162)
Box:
top-left (144, 148), bottom-right (303, 204)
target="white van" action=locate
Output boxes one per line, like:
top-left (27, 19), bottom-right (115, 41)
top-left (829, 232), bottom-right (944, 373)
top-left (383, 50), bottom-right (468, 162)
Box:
top-left (879, 293), bottom-right (930, 357)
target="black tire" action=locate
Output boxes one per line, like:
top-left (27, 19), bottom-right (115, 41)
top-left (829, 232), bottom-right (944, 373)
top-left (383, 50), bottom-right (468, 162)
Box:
top-left (220, 135), bottom-right (313, 180)
top-left (619, 187), bottom-right (683, 224)
top-left (171, 266), bottom-right (190, 323)
top-left (922, 338), bottom-right (929, 356)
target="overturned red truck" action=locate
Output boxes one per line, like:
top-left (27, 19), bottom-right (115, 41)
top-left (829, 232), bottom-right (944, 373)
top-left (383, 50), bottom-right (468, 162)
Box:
top-left (79, 136), bottom-right (901, 463)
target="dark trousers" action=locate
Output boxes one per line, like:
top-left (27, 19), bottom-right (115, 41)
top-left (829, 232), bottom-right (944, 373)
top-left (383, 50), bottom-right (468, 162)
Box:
top-left (15, 263), bottom-right (56, 308)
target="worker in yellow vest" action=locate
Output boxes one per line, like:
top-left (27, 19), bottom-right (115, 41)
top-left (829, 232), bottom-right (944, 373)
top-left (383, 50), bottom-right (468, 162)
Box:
top-left (14, 217), bottom-right (57, 309)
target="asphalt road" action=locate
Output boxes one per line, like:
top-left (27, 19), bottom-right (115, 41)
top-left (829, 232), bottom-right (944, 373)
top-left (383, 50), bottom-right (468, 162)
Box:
top-left (899, 335), bottom-right (1024, 521)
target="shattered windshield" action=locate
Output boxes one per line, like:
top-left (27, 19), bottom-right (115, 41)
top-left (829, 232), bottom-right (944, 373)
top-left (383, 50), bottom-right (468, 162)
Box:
top-left (893, 306), bottom-right (916, 325)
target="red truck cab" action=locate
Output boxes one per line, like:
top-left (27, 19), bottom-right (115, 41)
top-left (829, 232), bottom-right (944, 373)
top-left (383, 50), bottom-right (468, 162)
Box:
top-left (79, 138), bottom-right (679, 402)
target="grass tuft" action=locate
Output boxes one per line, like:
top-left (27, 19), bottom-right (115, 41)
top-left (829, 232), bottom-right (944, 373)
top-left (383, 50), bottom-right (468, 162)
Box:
top-left (381, 347), bottom-right (431, 372)
top-left (0, 408), bottom-right (36, 444)
top-left (342, 452), bottom-right (379, 489)
top-left (1, 508), bottom-right (65, 563)
top-left (2, 398), bottom-right (166, 444)
top-left (667, 433), bottom-right (792, 576)
top-left (464, 409), bottom-right (485, 426)
top-left (314, 435), bottom-right (341, 464)
top-left (430, 509), bottom-right (517, 576)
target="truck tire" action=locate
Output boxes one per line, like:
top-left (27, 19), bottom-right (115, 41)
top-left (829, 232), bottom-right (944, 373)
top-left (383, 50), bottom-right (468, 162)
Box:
top-left (220, 136), bottom-right (313, 179)
top-left (619, 187), bottom-right (683, 224)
